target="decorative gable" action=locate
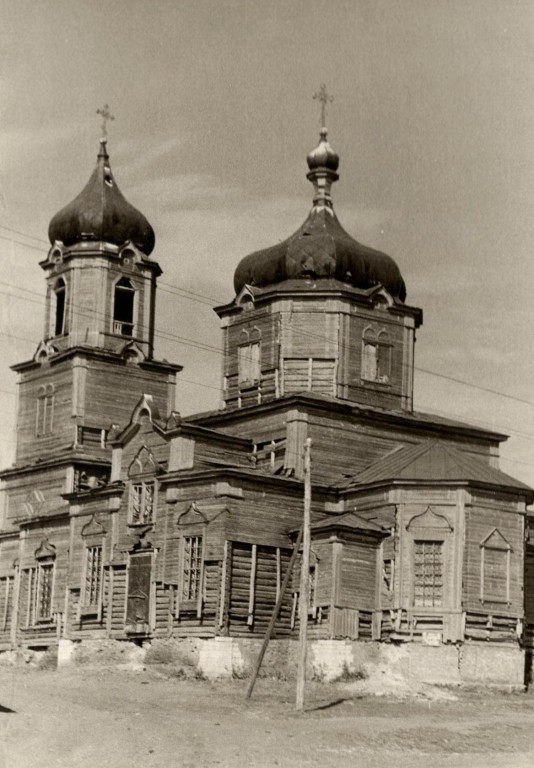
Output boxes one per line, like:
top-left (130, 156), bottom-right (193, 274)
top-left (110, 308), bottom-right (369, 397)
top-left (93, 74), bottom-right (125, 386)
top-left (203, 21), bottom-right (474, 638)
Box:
top-left (480, 528), bottom-right (512, 551)
top-left (177, 502), bottom-right (208, 527)
top-left (34, 539), bottom-right (56, 560)
top-left (128, 446), bottom-right (161, 479)
top-left (406, 506), bottom-right (454, 532)
top-left (81, 514), bottom-right (107, 538)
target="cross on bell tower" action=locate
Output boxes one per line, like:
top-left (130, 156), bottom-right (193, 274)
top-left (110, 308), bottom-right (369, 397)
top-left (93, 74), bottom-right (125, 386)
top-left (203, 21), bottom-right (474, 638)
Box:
top-left (313, 84), bottom-right (334, 129)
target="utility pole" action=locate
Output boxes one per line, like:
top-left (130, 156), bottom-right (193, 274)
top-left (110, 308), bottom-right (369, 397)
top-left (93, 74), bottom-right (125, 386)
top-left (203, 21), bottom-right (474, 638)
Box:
top-left (296, 437), bottom-right (312, 711)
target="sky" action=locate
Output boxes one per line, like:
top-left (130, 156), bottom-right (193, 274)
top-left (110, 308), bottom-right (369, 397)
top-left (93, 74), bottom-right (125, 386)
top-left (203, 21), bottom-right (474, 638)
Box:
top-left (1, 0), bottom-right (534, 485)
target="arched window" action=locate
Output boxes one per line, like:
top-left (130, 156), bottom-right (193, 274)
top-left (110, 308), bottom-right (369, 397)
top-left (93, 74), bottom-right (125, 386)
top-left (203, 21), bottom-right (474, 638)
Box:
top-left (36, 384), bottom-right (54, 436)
top-left (361, 327), bottom-right (391, 383)
top-left (377, 330), bottom-right (392, 383)
top-left (361, 328), bottom-right (377, 381)
top-left (54, 278), bottom-right (66, 336)
top-left (238, 327), bottom-right (261, 386)
top-left (113, 277), bottom-right (135, 337)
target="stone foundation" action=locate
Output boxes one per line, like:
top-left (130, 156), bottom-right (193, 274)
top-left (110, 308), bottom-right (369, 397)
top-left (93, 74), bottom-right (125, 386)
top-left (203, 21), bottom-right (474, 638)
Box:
top-left (2, 637), bottom-right (526, 689)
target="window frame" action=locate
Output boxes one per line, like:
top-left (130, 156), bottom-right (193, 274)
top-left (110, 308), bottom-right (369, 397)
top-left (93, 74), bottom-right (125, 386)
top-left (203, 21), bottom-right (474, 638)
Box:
top-left (80, 543), bottom-right (105, 618)
top-left (361, 326), bottom-right (392, 385)
top-left (23, 557), bottom-right (56, 627)
top-left (412, 539), bottom-right (444, 609)
top-left (129, 480), bottom-right (156, 526)
top-left (36, 384), bottom-right (55, 437)
top-left (53, 277), bottom-right (67, 337)
top-left (176, 533), bottom-right (205, 618)
top-left (112, 276), bottom-right (136, 337)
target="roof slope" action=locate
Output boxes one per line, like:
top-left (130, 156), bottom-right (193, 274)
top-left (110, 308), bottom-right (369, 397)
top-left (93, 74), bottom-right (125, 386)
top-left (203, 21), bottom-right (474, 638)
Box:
top-left (347, 440), bottom-right (532, 493)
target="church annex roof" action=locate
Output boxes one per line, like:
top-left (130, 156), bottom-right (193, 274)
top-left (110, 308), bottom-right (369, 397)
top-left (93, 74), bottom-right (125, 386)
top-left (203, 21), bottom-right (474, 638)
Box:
top-left (48, 140), bottom-right (155, 255)
top-left (346, 440), bottom-right (532, 494)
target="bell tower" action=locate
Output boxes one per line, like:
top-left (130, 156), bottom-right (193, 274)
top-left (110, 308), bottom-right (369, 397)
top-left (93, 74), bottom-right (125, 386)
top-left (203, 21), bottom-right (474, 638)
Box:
top-left (1, 125), bottom-right (181, 536)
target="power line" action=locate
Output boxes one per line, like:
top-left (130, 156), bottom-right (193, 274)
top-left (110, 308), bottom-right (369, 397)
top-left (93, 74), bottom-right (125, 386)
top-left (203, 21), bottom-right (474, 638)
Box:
top-left (2, 225), bottom-right (534, 411)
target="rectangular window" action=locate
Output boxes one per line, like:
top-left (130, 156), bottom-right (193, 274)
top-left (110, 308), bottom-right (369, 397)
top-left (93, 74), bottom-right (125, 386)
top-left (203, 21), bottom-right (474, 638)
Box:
top-left (130, 482), bottom-right (154, 524)
top-left (413, 540), bottom-right (443, 608)
top-left (38, 563), bottom-right (54, 619)
top-left (84, 545), bottom-right (103, 608)
top-left (181, 536), bottom-right (203, 601)
top-left (24, 563), bottom-right (54, 625)
top-left (238, 342), bottom-right (260, 386)
top-left (481, 547), bottom-right (509, 603)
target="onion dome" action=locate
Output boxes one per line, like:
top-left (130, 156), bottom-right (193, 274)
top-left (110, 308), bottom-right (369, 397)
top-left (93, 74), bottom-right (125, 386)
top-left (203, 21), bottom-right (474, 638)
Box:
top-left (48, 140), bottom-right (155, 255)
top-left (233, 130), bottom-right (406, 302)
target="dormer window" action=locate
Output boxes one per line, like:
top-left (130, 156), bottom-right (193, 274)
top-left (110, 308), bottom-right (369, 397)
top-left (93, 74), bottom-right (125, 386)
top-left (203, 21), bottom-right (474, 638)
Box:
top-left (54, 278), bottom-right (66, 336)
top-left (113, 277), bottom-right (135, 337)
top-left (361, 327), bottom-right (392, 384)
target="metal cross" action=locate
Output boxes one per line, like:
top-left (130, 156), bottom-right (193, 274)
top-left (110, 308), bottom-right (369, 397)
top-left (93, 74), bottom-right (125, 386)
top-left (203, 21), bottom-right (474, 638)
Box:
top-left (96, 104), bottom-right (115, 139)
top-left (313, 84), bottom-right (334, 128)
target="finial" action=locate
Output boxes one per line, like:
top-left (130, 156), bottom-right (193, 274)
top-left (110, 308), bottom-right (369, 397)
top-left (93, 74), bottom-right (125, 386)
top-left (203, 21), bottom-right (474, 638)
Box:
top-left (96, 104), bottom-right (115, 141)
top-left (313, 84), bottom-right (334, 130)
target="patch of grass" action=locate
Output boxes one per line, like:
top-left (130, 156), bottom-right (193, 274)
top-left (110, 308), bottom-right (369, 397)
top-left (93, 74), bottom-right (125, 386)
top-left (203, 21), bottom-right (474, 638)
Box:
top-left (232, 667), bottom-right (250, 680)
top-left (37, 647), bottom-right (58, 671)
top-left (332, 662), bottom-right (367, 683)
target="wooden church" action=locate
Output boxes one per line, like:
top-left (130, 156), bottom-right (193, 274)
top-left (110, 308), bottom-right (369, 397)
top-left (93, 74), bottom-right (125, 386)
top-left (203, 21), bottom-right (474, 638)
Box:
top-left (1, 117), bottom-right (533, 684)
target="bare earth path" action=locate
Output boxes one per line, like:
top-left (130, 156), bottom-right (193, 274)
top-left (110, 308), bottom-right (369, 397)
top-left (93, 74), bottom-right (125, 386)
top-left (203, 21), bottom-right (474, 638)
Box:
top-left (1, 667), bottom-right (534, 767)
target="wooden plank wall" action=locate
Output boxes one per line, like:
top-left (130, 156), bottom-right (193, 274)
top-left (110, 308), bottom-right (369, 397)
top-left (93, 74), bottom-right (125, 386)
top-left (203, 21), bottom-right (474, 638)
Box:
top-left (463, 497), bottom-right (524, 617)
top-left (16, 365), bottom-right (75, 465)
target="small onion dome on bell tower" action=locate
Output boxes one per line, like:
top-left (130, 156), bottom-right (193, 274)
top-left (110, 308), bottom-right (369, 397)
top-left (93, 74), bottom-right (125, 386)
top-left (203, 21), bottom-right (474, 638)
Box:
top-left (48, 139), bottom-right (155, 255)
top-left (306, 127), bottom-right (339, 173)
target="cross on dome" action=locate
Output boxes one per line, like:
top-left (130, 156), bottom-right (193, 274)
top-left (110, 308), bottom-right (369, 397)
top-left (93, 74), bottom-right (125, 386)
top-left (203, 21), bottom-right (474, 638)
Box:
top-left (313, 84), bottom-right (334, 129)
top-left (96, 104), bottom-right (115, 140)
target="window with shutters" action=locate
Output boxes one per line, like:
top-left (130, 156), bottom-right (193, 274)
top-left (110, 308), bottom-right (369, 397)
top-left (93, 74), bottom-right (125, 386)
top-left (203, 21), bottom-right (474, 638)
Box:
top-left (413, 540), bottom-right (443, 608)
top-left (130, 481), bottom-right (155, 525)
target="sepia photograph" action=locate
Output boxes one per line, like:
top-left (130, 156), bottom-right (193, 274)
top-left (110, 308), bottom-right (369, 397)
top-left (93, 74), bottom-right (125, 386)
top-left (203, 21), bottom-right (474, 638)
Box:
top-left (1, 1), bottom-right (534, 766)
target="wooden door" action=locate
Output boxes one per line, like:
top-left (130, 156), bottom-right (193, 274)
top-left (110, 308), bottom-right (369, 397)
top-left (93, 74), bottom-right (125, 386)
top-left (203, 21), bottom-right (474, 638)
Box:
top-left (126, 553), bottom-right (152, 632)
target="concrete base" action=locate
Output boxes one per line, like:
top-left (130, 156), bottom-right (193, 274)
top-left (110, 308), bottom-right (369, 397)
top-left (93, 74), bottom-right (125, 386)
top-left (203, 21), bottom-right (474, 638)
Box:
top-left (1, 637), bottom-right (525, 688)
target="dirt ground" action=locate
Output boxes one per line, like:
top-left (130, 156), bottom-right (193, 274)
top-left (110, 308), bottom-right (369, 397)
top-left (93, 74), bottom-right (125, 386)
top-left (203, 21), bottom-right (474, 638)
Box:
top-left (1, 667), bottom-right (534, 768)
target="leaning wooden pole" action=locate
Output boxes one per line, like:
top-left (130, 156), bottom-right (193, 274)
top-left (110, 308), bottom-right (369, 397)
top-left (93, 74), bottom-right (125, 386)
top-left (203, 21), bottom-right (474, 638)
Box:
top-left (245, 527), bottom-right (303, 699)
top-left (296, 437), bottom-right (312, 712)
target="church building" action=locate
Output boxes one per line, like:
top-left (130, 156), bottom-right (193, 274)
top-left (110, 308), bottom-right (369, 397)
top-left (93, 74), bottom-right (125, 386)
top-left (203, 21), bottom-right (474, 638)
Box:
top-left (1, 114), bottom-right (533, 685)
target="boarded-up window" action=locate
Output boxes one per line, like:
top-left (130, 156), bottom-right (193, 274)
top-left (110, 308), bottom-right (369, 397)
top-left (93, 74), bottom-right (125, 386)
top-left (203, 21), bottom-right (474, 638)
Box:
top-left (126, 553), bottom-right (152, 629)
top-left (283, 358), bottom-right (335, 394)
top-left (238, 342), bottom-right (260, 385)
top-left (130, 481), bottom-right (154, 524)
top-left (480, 530), bottom-right (511, 604)
top-left (36, 384), bottom-right (54, 436)
top-left (413, 540), bottom-right (443, 608)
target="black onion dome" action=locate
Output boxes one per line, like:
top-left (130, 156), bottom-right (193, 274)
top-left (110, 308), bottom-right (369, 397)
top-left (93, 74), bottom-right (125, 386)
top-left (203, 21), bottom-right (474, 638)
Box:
top-left (48, 141), bottom-right (155, 255)
top-left (233, 130), bottom-right (406, 302)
